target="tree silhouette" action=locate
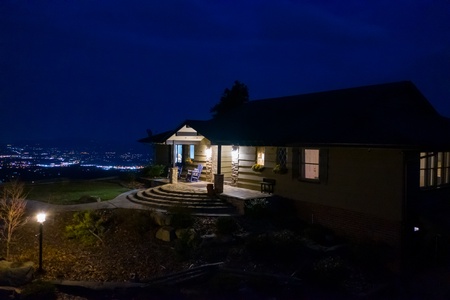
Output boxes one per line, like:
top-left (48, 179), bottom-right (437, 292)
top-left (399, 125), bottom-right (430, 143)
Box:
top-left (210, 80), bottom-right (249, 118)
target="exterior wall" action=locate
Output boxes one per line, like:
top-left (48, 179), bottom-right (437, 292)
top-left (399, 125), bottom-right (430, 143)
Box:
top-left (236, 146), bottom-right (257, 189)
top-left (211, 145), bottom-right (233, 183)
top-left (236, 146), bottom-right (405, 248)
top-left (279, 147), bottom-right (404, 221)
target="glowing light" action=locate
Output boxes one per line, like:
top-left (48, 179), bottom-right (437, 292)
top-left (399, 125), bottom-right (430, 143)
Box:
top-left (36, 213), bottom-right (46, 223)
top-left (232, 146), bottom-right (239, 160)
top-left (414, 227), bottom-right (420, 232)
top-left (205, 147), bottom-right (212, 159)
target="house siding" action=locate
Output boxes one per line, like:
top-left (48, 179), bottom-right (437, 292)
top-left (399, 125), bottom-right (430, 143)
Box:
top-left (236, 146), bottom-right (405, 247)
top-left (267, 147), bottom-right (405, 221)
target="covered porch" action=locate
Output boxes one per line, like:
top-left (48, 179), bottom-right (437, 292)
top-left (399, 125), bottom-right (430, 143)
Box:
top-left (134, 179), bottom-right (272, 215)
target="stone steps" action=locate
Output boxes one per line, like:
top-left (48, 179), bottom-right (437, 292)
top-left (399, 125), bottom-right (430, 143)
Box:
top-left (127, 185), bottom-right (237, 216)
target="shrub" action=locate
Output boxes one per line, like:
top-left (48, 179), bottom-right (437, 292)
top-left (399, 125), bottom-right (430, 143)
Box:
top-left (350, 241), bottom-right (394, 272)
top-left (245, 230), bottom-right (301, 262)
top-left (169, 205), bottom-right (194, 229)
top-left (244, 198), bottom-right (270, 219)
top-left (313, 256), bottom-right (349, 284)
top-left (140, 165), bottom-right (165, 178)
top-left (21, 280), bottom-right (56, 300)
top-left (174, 229), bottom-right (199, 261)
top-left (215, 217), bottom-right (239, 235)
top-left (65, 210), bottom-right (110, 245)
top-left (119, 172), bottom-right (136, 183)
top-left (119, 210), bottom-right (155, 237)
top-left (302, 223), bottom-right (335, 245)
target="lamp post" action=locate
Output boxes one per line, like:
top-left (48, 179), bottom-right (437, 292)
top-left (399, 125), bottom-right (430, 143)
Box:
top-left (36, 213), bottom-right (46, 273)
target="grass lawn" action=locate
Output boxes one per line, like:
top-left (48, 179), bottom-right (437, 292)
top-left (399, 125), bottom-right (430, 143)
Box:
top-left (25, 180), bottom-right (130, 204)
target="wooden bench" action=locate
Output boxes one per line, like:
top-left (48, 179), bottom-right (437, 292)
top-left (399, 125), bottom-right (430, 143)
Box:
top-left (260, 178), bottom-right (276, 194)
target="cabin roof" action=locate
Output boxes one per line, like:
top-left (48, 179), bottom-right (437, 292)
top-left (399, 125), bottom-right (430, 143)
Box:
top-left (142, 81), bottom-right (450, 150)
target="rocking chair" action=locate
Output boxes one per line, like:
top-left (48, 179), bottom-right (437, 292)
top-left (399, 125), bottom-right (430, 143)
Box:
top-left (186, 164), bottom-right (203, 182)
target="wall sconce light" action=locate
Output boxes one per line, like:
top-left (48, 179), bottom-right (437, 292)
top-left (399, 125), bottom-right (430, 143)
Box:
top-left (232, 146), bottom-right (239, 160)
top-left (205, 147), bottom-right (212, 160)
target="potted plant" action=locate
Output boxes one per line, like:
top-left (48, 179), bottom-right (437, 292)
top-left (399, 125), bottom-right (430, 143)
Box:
top-left (273, 164), bottom-right (288, 174)
top-left (251, 163), bottom-right (265, 172)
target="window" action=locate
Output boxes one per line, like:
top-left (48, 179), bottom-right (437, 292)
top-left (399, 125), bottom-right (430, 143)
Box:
top-left (175, 145), bottom-right (182, 163)
top-left (256, 147), bottom-right (265, 165)
top-left (276, 147), bottom-right (287, 168)
top-left (420, 152), bottom-right (450, 188)
top-left (189, 145), bottom-right (195, 159)
top-left (301, 149), bottom-right (320, 180)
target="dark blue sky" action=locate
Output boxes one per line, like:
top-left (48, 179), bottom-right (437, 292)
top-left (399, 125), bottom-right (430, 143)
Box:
top-left (1, 0), bottom-right (449, 145)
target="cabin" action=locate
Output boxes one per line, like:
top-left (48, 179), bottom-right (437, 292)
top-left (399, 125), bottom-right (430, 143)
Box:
top-left (139, 81), bottom-right (450, 254)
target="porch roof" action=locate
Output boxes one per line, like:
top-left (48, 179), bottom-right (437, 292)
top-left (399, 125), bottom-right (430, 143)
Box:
top-left (138, 125), bottom-right (205, 145)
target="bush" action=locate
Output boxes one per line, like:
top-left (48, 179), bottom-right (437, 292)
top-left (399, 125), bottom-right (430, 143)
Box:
top-left (244, 198), bottom-right (270, 219)
top-left (65, 210), bottom-right (110, 245)
top-left (313, 256), bottom-right (349, 284)
top-left (303, 224), bottom-right (335, 245)
top-left (245, 230), bottom-right (301, 262)
top-left (215, 217), bottom-right (239, 235)
top-left (169, 205), bottom-right (194, 229)
top-left (140, 165), bottom-right (165, 178)
top-left (174, 229), bottom-right (199, 261)
top-left (119, 172), bottom-right (136, 183)
top-left (119, 210), bottom-right (155, 237)
top-left (21, 280), bottom-right (56, 300)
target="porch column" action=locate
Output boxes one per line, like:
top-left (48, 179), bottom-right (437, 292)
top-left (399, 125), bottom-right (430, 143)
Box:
top-left (214, 144), bottom-right (224, 193)
top-left (172, 140), bottom-right (176, 167)
top-left (169, 167), bottom-right (178, 183)
top-left (217, 144), bottom-right (222, 174)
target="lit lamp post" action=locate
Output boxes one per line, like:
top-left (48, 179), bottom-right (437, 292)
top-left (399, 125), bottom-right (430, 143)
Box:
top-left (36, 213), bottom-right (46, 273)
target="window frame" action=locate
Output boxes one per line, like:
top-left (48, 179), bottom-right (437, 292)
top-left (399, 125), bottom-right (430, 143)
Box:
top-left (420, 151), bottom-right (450, 189)
top-left (276, 147), bottom-right (287, 169)
top-left (256, 147), bottom-right (265, 166)
top-left (300, 148), bottom-right (320, 182)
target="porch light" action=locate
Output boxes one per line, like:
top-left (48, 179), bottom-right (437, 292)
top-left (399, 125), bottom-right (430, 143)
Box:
top-left (414, 227), bottom-right (420, 232)
top-left (232, 146), bottom-right (239, 160)
top-left (205, 147), bottom-right (212, 160)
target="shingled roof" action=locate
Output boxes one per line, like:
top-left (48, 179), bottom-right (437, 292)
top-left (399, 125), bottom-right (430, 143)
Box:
top-left (143, 81), bottom-right (450, 149)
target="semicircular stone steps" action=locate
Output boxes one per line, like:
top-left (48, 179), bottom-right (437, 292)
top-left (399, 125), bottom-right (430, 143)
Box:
top-left (127, 184), bottom-right (237, 216)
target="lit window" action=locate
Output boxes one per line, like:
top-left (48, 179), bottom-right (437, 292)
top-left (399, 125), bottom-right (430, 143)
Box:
top-left (301, 149), bottom-right (319, 180)
top-left (420, 151), bottom-right (450, 188)
top-left (175, 145), bottom-right (182, 163)
top-left (189, 145), bottom-right (195, 159)
top-left (256, 147), bottom-right (265, 165)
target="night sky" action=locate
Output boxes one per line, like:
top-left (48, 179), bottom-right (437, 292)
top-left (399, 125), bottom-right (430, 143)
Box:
top-left (1, 0), bottom-right (449, 146)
